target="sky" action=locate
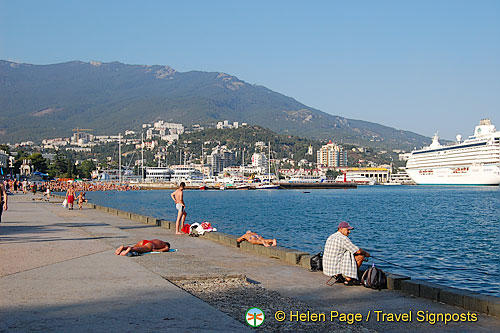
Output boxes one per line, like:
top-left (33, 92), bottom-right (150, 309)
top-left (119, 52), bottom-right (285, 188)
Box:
top-left (1, 0), bottom-right (499, 140)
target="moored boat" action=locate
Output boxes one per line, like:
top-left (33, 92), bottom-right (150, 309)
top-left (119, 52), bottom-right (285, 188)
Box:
top-left (255, 183), bottom-right (280, 190)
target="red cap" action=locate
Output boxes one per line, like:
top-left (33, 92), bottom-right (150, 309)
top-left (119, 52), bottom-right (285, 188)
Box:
top-left (338, 221), bottom-right (354, 230)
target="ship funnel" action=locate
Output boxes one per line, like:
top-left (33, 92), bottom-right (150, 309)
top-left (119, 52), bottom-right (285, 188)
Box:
top-left (479, 119), bottom-right (491, 126)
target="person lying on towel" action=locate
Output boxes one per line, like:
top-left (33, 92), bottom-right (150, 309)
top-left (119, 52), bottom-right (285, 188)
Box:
top-left (115, 239), bottom-right (170, 256)
top-left (237, 230), bottom-right (276, 247)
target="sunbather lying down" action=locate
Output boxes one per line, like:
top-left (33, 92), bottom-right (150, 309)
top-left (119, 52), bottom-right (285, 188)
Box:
top-left (115, 239), bottom-right (170, 256)
top-left (237, 230), bottom-right (277, 247)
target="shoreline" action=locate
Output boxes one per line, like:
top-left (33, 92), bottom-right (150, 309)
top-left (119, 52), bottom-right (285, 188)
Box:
top-left (50, 193), bottom-right (500, 319)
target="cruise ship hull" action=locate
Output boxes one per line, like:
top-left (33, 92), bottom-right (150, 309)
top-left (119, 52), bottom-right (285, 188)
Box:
top-left (406, 164), bottom-right (500, 186)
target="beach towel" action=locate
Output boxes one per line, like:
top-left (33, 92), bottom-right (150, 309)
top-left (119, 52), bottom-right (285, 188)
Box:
top-left (181, 224), bottom-right (191, 234)
top-left (196, 221), bottom-right (217, 235)
top-left (126, 249), bottom-right (177, 257)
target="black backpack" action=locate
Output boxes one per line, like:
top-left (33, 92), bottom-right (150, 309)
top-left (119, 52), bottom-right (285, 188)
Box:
top-left (361, 264), bottom-right (387, 290)
top-left (309, 252), bottom-right (323, 272)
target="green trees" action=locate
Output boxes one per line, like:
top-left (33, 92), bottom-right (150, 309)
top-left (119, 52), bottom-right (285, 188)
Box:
top-left (48, 153), bottom-right (68, 178)
top-left (78, 160), bottom-right (95, 179)
top-left (29, 153), bottom-right (48, 173)
top-left (326, 169), bottom-right (341, 179)
top-left (45, 153), bottom-right (95, 178)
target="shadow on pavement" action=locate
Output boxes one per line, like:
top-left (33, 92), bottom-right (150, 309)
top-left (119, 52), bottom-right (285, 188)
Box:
top-left (0, 288), bottom-right (246, 332)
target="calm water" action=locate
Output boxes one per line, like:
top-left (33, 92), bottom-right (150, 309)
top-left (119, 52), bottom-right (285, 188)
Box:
top-left (85, 186), bottom-right (500, 296)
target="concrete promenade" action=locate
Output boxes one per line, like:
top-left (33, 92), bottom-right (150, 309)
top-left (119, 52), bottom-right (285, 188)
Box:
top-left (1, 194), bottom-right (499, 332)
top-left (0, 195), bottom-right (248, 332)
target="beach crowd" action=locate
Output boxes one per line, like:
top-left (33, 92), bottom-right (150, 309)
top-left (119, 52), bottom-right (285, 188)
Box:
top-left (2, 179), bottom-right (139, 194)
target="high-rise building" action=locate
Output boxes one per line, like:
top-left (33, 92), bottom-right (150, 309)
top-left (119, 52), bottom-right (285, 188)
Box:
top-left (251, 152), bottom-right (268, 172)
top-left (208, 147), bottom-right (236, 175)
top-left (316, 141), bottom-right (347, 167)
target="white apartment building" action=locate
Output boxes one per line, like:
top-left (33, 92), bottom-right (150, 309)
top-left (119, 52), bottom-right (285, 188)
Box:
top-left (251, 152), bottom-right (268, 172)
top-left (316, 141), bottom-right (347, 167)
top-left (216, 120), bottom-right (239, 130)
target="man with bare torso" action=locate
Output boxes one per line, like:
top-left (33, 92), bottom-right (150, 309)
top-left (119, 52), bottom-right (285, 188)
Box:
top-left (0, 181), bottom-right (8, 223)
top-left (170, 182), bottom-right (187, 235)
top-left (66, 184), bottom-right (75, 210)
top-left (77, 191), bottom-right (86, 210)
top-left (115, 239), bottom-right (170, 256)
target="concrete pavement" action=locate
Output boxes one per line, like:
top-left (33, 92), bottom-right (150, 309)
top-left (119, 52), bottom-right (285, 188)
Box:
top-left (0, 195), bottom-right (248, 332)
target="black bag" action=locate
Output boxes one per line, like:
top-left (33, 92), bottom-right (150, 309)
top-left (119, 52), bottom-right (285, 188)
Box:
top-left (361, 264), bottom-right (387, 290)
top-left (310, 252), bottom-right (323, 272)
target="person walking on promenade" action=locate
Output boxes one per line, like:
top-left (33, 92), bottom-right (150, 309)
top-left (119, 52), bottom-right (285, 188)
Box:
top-left (237, 230), bottom-right (277, 247)
top-left (0, 181), bottom-right (8, 223)
top-left (44, 187), bottom-right (51, 201)
top-left (66, 184), bottom-right (76, 210)
top-left (115, 239), bottom-right (171, 256)
top-left (170, 182), bottom-right (187, 235)
top-left (22, 179), bottom-right (28, 194)
top-left (0, 180), bottom-right (8, 223)
top-left (323, 221), bottom-right (370, 286)
top-left (77, 191), bottom-right (86, 210)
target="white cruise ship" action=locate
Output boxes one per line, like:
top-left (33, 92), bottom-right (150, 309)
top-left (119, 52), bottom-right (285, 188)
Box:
top-left (406, 119), bottom-right (500, 185)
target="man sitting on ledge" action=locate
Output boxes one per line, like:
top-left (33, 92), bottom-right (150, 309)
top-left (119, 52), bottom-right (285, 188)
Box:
top-left (323, 221), bottom-right (370, 286)
top-left (237, 230), bottom-right (277, 247)
top-left (115, 239), bottom-right (170, 256)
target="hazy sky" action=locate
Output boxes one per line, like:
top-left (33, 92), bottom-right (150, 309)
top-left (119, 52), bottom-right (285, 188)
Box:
top-left (1, 0), bottom-right (499, 139)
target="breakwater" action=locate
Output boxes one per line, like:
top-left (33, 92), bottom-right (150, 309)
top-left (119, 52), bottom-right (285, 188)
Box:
top-left (51, 192), bottom-right (500, 319)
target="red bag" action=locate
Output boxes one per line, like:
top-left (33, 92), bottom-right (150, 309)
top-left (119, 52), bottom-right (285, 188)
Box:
top-left (181, 224), bottom-right (191, 234)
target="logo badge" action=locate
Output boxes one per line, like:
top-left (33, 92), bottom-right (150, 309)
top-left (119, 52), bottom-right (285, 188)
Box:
top-left (245, 307), bottom-right (265, 327)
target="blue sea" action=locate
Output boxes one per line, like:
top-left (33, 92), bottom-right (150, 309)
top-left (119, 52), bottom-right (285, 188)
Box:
top-left (85, 186), bottom-right (500, 297)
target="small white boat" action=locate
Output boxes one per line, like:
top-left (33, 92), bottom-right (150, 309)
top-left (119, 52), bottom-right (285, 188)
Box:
top-left (255, 183), bottom-right (280, 190)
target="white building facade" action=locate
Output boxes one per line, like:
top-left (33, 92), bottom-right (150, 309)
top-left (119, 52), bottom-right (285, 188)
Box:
top-left (316, 141), bottom-right (347, 167)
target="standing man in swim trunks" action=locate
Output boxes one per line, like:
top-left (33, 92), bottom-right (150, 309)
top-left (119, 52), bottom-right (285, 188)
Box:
top-left (170, 182), bottom-right (187, 235)
top-left (66, 184), bottom-right (75, 210)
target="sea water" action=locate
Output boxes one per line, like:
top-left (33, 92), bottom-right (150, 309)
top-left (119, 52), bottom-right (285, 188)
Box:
top-left (86, 186), bottom-right (500, 296)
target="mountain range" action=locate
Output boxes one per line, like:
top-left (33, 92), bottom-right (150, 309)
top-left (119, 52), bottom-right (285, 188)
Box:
top-left (0, 60), bottom-right (431, 150)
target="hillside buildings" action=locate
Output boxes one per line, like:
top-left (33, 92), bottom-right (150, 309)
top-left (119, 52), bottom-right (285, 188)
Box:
top-left (72, 131), bottom-right (94, 145)
top-left (144, 121), bottom-right (184, 142)
top-left (316, 141), bottom-right (347, 167)
top-left (216, 120), bottom-right (247, 129)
